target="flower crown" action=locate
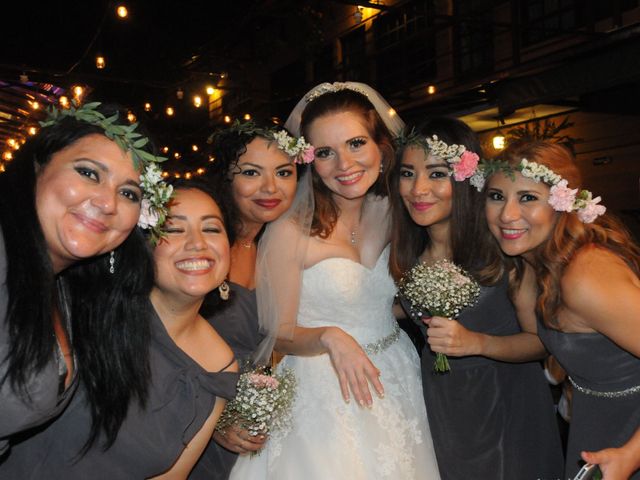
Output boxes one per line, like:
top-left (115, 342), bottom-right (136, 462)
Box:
top-left (40, 101), bottom-right (173, 243)
top-left (471, 158), bottom-right (606, 223)
top-left (304, 82), bottom-right (368, 103)
top-left (213, 120), bottom-right (314, 164)
top-left (396, 129), bottom-right (480, 182)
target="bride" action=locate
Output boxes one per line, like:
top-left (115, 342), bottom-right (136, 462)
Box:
top-left (230, 82), bottom-right (440, 479)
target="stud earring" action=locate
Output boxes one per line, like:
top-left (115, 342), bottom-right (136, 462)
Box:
top-left (109, 251), bottom-right (115, 274)
top-left (218, 281), bottom-right (230, 301)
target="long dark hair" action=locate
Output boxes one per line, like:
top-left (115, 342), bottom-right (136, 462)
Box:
top-left (0, 103), bottom-right (155, 448)
top-left (299, 89), bottom-right (395, 238)
top-left (389, 117), bottom-right (501, 283)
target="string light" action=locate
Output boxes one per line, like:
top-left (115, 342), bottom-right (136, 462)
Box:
top-left (127, 111), bottom-right (137, 123)
top-left (192, 144), bottom-right (199, 152)
top-left (96, 56), bottom-right (106, 69)
top-left (173, 152), bottom-right (181, 159)
top-left (162, 146), bottom-right (169, 154)
top-left (196, 167), bottom-right (206, 175)
top-left (162, 171), bottom-right (169, 178)
top-left (492, 134), bottom-right (506, 150)
top-left (243, 113), bottom-right (251, 120)
top-left (174, 173), bottom-right (181, 179)
top-left (427, 85), bottom-right (436, 95)
top-left (7, 139), bottom-right (16, 148)
top-left (59, 96), bottom-right (70, 108)
top-left (166, 106), bottom-right (175, 116)
top-left (2, 152), bottom-right (13, 161)
top-left (193, 95), bottom-right (202, 108)
top-left (30, 101), bottom-right (40, 110)
top-left (28, 126), bottom-right (37, 135)
top-left (224, 115), bottom-right (231, 123)
top-left (116, 5), bottom-right (128, 18)
top-left (209, 155), bottom-right (215, 162)
top-left (72, 85), bottom-right (84, 98)
top-left (206, 86), bottom-right (215, 95)
top-left (176, 88), bottom-right (184, 100)
top-left (185, 172), bottom-right (192, 179)
top-left (144, 102), bottom-right (152, 112)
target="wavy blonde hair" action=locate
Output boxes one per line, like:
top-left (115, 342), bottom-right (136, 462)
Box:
top-left (492, 141), bottom-right (640, 327)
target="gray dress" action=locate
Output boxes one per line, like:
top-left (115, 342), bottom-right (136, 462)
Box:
top-left (0, 230), bottom-right (78, 459)
top-left (0, 310), bottom-right (238, 479)
top-left (403, 275), bottom-right (564, 480)
top-left (538, 322), bottom-right (640, 479)
top-left (191, 283), bottom-right (262, 480)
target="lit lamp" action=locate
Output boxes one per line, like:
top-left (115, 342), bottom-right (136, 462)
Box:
top-left (492, 133), bottom-right (506, 150)
top-left (127, 111), bottom-right (136, 123)
top-left (144, 102), bottom-right (152, 112)
top-left (243, 113), bottom-right (251, 121)
top-left (96, 56), bottom-right (106, 69)
top-left (193, 95), bottom-right (202, 108)
top-left (192, 144), bottom-right (199, 152)
top-left (116, 5), bottom-right (128, 18)
top-left (166, 106), bottom-right (175, 116)
top-left (427, 84), bottom-right (436, 95)
top-left (224, 115), bottom-right (231, 124)
top-left (206, 86), bottom-right (215, 95)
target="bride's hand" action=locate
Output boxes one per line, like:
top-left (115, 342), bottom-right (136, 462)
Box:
top-left (320, 326), bottom-right (384, 407)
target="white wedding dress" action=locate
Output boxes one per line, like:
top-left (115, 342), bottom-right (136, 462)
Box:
top-left (230, 247), bottom-right (441, 480)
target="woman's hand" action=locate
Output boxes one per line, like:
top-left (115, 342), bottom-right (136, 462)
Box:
top-left (214, 424), bottom-right (267, 455)
top-left (582, 444), bottom-right (640, 480)
top-left (424, 316), bottom-right (482, 357)
top-left (320, 326), bottom-right (384, 407)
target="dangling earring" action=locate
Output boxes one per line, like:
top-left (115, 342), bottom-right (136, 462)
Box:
top-left (379, 161), bottom-right (384, 174)
top-left (218, 281), bottom-right (230, 301)
top-left (109, 251), bottom-right (115, 274)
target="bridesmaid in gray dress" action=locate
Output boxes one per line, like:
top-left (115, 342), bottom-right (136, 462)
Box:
top-left (1, 179), bottom-right (239, 478)
top-left (484, 141), bottom-right (640, 479)
top-left (192, 121), bottom-right (303, 479)
top-left (0, 102), bottom-right (168, 461)
top-left (389, 118), bottom-right (563, 480)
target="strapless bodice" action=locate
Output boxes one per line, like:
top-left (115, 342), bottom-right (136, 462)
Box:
top-left (298, 247), bottom-right (397, 345)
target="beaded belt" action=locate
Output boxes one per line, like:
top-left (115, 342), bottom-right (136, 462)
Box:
top-left (362, 324), bottom-right (401, 355)
top-left (568, 376), bottom-right (640, 398)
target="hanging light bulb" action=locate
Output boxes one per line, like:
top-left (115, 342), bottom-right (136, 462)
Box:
top-left (196, 167), bottom-right (206, 175)
top-left (144, 102), bottom-right (152, 112)
top-left (28, 126), bottom-right (38, 136)
top-left (2, 152), bottom-right (13, 161)
top-left (243, 113), bottom-right (251, 121)
top-left (193, 95), bottom-right (202, 108)
top-left (176, 88), bottom-right (184, 100)
top-left (427, 84), bottom-right (436, 95)
top-left (166, 106), bottom-right (175, 116)
top-left (162, 146), bottom-right (170, 154)
top-left (224, 115), bottom-right (231, 124)
top-left (206, 86), bottom-right (215, 95)
top-left (492, 133), bottom-right (506, 150)
top-left (127, 111), bottom-right (137, 123)
top-left (30, 101), bottom-right (40, 110)
top-left (59, 96), bottom-right (70, 108)
top-left (192, 144), bottom-right (199, 152)
top-left (116, 5), bottom-right (128, 18)
top-left (96, 56), bottom-right (106, 69)
top-left (185, 172), bottom-right (192, 180)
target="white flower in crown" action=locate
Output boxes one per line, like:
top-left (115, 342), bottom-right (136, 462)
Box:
top-left (272, 130), bottom-right (314, 164)
top-left (519, 159), bottom-right (562, 185)
top-left (425, 135), bottom-right (466, 164)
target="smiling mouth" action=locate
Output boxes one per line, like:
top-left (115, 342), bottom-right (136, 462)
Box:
top-left (412, 202), bottom-right (434, 211)
top-left (175, 259), bottom-right (213, 272)
top-left (73, 213), bottom-right (108, 233)
top-left (254, 199), bottom-right (282, 209)
top-left (335, 171), bottom-right (364, 184)
top-left (501, 228), bottom-right (527, 239)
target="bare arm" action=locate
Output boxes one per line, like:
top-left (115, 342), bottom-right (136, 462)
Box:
top-left (426, 265), bottom-right (546, 362)
top-left (563, 247), bottom-right (640, 478)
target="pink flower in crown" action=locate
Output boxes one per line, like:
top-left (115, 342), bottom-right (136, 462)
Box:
top-left (248, 373), bottom-right (280, 389)
top-left (301, 146), bottom-right (315, 164)
top-left (138, 199), bottom-right (160, 229)
top-left (548, 180), bottom-right (578, 212)
top-left (452, 151), bottom-right (479, 181)
top-left (577, 198), bottom-right (606, 223)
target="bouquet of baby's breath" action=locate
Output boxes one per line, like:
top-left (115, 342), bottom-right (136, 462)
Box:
top-left (217, 366), bottom-right (296, 446)
top-left (399, 259), bottom-right (481, 373)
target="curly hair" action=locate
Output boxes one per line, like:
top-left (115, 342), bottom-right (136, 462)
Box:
top-left (299, 89), bottom-right (395, 239)
top-left (487, 141), bottom-right (640, 327)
